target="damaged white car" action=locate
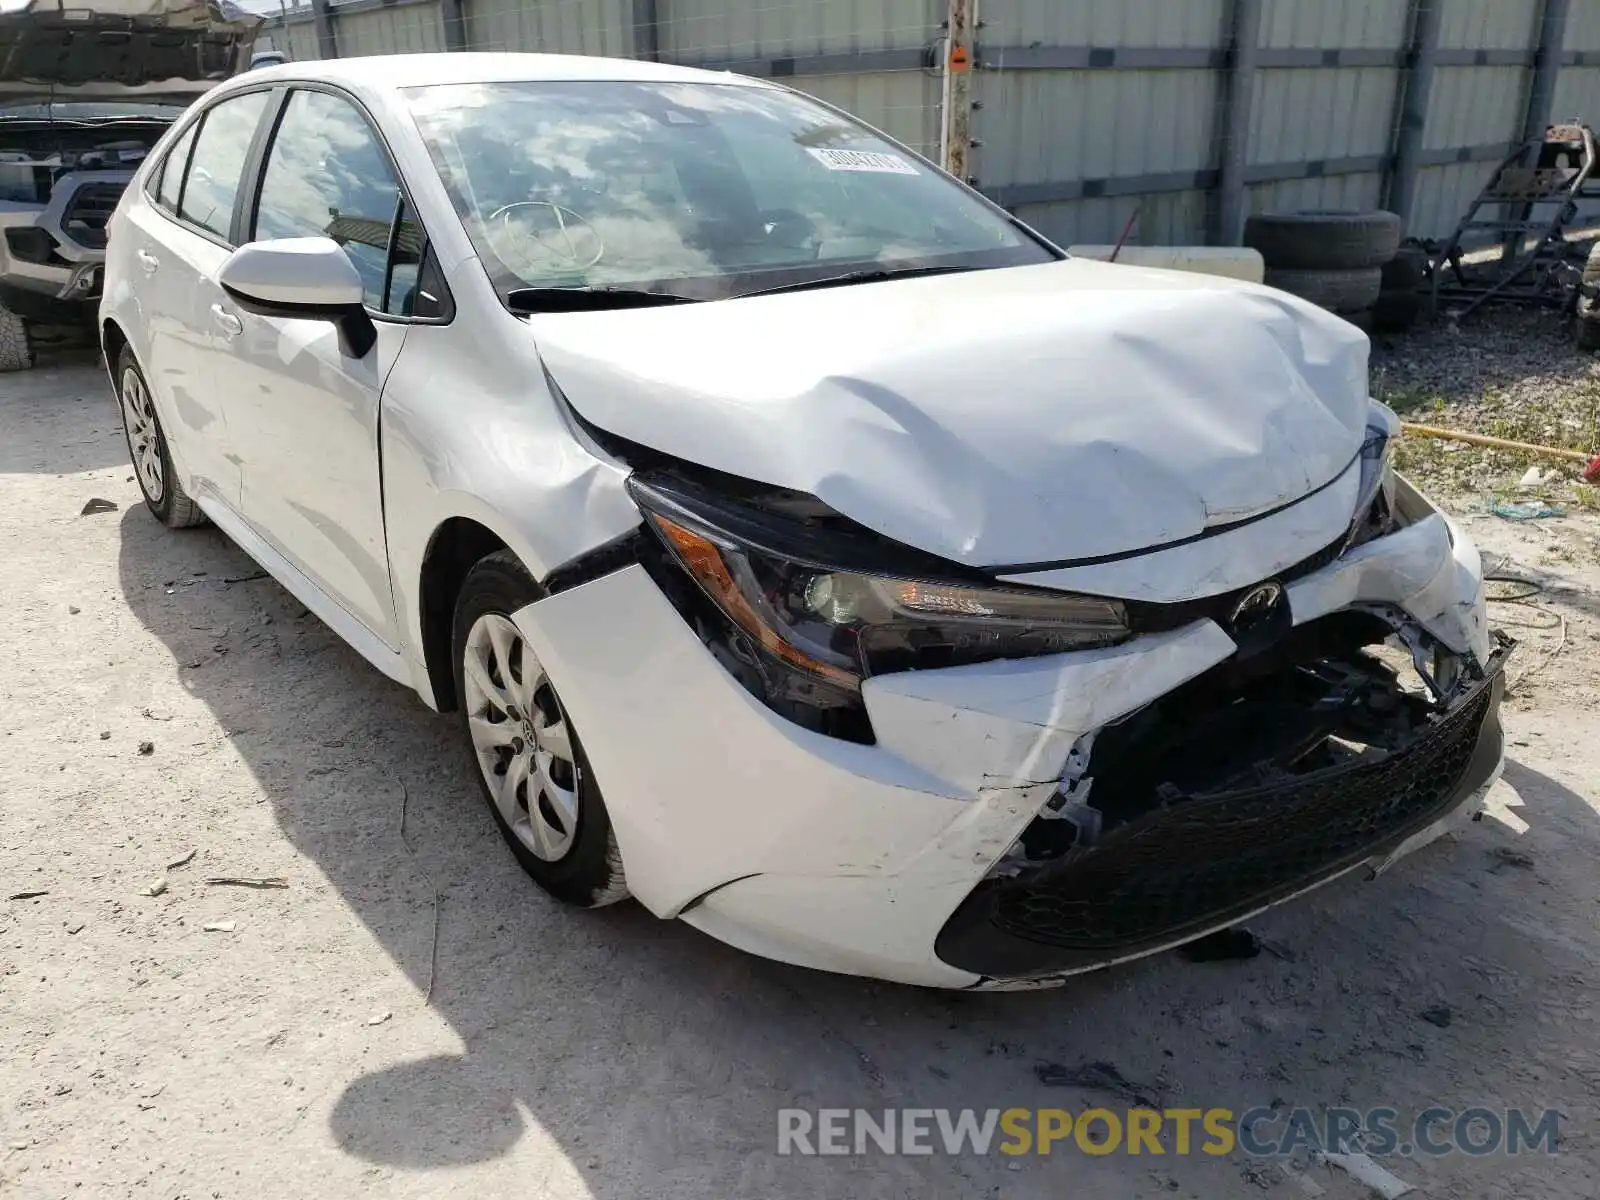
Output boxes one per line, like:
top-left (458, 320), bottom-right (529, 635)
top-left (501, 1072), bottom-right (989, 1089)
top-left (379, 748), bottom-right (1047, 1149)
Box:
top-left (0, 0), bottom-right (257, 369)
top-left (100, 54), bottom-right (1508, 989)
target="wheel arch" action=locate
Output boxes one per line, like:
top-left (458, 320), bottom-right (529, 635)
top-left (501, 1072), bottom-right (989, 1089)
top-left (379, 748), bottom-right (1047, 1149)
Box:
top-left (414, 509), bottom-right (646, 713)
top-left (417, 515), bottom-right (511, 713)
top-left (101, 316), bottom-right (129, 372)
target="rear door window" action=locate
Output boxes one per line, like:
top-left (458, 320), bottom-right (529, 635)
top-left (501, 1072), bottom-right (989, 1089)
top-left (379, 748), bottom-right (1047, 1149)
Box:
top-left (154, 122), bottom-right (198, 214)
top-left (177, 90), bottom-right (271, 239)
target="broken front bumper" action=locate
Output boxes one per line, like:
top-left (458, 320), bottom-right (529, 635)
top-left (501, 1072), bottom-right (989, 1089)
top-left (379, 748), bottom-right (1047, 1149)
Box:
top-left (514, 485), bottom-right (1504, 990)
top-left (934, 651), bottom-right (1505, 981)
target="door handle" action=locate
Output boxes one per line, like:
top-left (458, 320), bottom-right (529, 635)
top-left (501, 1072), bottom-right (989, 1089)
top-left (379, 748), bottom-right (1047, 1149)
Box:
top-left (210, 304), bottom-right (243, 337)
top-left (135, 249), bottom-right (159, 274)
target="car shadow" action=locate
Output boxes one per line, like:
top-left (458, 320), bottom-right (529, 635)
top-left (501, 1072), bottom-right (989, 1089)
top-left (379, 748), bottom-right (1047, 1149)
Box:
top-left (115, 504), bottom-right (1600, 1198)
top-left (0, 351), bottom-right (129, 475)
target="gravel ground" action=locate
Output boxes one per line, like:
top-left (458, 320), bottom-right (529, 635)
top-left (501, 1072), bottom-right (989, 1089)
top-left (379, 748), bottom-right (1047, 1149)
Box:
top-left (1375, 308), bottom-right (1600, 509)
top-left (3, 350), bottom-right (1600, 1200)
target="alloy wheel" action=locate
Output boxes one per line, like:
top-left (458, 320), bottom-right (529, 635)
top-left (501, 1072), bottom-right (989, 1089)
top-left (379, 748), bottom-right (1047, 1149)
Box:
top-left (462, 613), bottom-right (581, 862)
top-left (120, 367), bottom-right (164, 504)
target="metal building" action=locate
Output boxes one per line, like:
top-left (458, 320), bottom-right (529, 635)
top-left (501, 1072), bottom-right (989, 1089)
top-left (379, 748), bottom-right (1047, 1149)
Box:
top-left (256, 0), bottom-right (1600, 245)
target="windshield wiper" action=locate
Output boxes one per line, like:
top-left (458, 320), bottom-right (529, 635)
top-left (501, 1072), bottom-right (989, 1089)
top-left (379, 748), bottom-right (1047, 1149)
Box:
top-left (732, 264), bottom-right (979, 300)
top-left (505, 286), bottom-right (696, 313)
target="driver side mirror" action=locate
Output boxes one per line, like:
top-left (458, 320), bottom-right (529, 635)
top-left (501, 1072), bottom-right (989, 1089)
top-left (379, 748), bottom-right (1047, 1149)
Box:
top-left (218, 237), bottom-right (377, 358)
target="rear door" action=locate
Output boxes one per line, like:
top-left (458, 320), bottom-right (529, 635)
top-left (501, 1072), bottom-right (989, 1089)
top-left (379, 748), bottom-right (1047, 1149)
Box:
top-left (124, 87), bottom-right (275, 510)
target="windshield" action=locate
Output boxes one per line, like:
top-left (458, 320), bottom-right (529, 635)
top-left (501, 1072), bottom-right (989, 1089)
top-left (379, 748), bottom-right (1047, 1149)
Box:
top-left (405, 80), bottom-right (1053, 303)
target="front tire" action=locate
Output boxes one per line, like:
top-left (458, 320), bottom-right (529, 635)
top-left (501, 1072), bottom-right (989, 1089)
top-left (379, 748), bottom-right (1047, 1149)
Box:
top-left (451, 550), bottom-right (629, 908)
top-left (116, 346), bottom-right (205, 528)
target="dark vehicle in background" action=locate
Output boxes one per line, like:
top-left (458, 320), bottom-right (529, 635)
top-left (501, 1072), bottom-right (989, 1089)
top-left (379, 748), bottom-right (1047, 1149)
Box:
top-left (0, 0), bottom-right (258, 370)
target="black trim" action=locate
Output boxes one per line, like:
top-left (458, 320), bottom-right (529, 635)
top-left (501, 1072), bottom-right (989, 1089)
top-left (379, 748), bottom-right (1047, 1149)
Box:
top-left (232, 86), bottom-right (289, 247)
top-left (381, 194), bottom-right (405, 315)
top-left (986, 447), bottom-right (1362, 575)
top-left (541, 530), bottom-right (647, 595)
top-left (220, 282), bottom-right (378, 358)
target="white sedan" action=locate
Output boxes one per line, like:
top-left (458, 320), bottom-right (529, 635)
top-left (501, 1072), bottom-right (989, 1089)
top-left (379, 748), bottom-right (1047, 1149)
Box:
top-left (100, 53), bottom-right (1507, 989)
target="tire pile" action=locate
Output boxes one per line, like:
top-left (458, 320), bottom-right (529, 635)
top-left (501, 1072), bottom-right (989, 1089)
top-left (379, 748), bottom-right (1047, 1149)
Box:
top-left (1246, 210), bottom-right (1425, 334)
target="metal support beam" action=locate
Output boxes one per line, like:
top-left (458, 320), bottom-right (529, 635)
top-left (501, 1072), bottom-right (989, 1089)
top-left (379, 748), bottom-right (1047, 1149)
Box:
top-left (940, 0), bottom-right (976, 181)
top-left (1503, 0), bottom-right (1572, 259)
top-left (1384, 0), bottom-right (1444, 226)
top-left (310, 0), bottom-right (337, 59)
top-left (632, 0), bottom-right (660, 63)
top-left (1213, 0), bottom-right (1262, 245)
top-left (985, 143), bottom-right (1514, 211)
top-left (439, 0), bottom-right (467, 52)
top-left (1523, 0), bottom-right (1572, 142)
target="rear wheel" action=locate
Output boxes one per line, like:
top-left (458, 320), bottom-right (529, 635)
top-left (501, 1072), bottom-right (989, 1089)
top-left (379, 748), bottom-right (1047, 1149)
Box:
top-left (451, 550), bottom-right (629, 908)
top-left (116, 346), bottom-right (205, 528)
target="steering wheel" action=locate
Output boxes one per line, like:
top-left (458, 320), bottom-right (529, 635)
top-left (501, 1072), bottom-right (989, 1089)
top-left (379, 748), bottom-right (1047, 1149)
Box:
top-left (760, 207), bottom-right (820, 256)
top-left (487, 201), bottom-right (605, 274)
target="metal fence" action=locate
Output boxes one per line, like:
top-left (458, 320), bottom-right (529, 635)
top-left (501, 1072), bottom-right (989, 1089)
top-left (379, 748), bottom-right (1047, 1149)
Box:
top-left (253, 0), bottom-right (1600, 246)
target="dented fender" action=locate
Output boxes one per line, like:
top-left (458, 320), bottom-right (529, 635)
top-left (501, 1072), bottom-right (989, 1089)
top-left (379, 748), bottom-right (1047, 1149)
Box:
top-left (1285, 509), bottom-right (1491, 665)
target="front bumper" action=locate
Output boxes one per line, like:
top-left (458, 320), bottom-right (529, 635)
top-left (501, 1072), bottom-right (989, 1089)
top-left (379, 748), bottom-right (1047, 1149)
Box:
top-left (935, 657), bottom-right (1504, 981)
top-left (513, 490), bottom-right (1504, 989)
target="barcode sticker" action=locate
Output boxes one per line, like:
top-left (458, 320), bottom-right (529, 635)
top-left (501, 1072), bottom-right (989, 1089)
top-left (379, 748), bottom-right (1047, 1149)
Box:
top-left (805, 148), bottom-right (919, 175)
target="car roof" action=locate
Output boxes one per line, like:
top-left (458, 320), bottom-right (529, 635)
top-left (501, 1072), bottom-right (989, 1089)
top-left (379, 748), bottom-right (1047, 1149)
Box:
top-left (242, 51), bottom-right (765, 93)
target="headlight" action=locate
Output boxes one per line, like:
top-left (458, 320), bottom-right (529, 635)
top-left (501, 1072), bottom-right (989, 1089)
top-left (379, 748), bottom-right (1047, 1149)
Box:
top-left (629, 476), bottom-right (1130, 693)
top-left (1344, 419), bottom-right (1398, 552)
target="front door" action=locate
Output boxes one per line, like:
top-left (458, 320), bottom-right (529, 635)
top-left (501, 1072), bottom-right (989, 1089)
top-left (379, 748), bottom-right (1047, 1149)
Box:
top-left (216, 87), bottom-right (418, 649)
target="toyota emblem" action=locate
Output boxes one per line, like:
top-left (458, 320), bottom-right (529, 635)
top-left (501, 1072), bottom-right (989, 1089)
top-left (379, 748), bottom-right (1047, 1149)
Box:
top-left (1229, 581), bottom-right (1284, 634)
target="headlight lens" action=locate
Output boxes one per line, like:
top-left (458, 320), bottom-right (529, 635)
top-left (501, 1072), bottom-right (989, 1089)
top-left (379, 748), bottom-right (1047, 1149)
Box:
top-left (639, 498), bottom-right (1130, 690)
top-left (1344, 422), bottom-right (1398, 552)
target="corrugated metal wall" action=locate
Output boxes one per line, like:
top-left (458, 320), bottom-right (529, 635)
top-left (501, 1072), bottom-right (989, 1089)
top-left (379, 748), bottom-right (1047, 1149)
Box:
top-left (335, 5), bottom-right (444, 54)
top-left (659, 0), bottom-right (933, 58)
top-left (1246, 0), bottom-right (1410, 220)
top-left (268, 0), bottom-right (1600, 243)
top-left (976, 0), bottom-right (1224, 246)
top-left (1554, 0), bottom-right (1600, 136)
top-left (461, 0), bottom-right (630, 55)
top-left (1410, 0), bottom-right (1543, 238)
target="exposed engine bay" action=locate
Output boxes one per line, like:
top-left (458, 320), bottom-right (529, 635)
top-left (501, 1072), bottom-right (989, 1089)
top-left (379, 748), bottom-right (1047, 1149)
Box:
top-left (0, 116), bottom-right (168, 254)
top-left (0, 0), bottom-right (258, 351)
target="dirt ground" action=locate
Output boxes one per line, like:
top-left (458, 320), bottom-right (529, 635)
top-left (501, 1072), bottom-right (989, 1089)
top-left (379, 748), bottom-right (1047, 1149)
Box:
top-left (4, 354), bottom-right (1600, 1200)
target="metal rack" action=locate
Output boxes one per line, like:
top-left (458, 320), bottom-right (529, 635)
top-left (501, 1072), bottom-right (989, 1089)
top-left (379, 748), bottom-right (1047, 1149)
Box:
top-left (1429, 121), bottom-right (1600, 319)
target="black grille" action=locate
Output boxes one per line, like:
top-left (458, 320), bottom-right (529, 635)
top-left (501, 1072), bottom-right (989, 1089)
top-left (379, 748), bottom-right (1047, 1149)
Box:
top-left (60, 182), bottom-right (126, 249)
top-left (936, 665), bottom-right (1502, 977)
top-left (1124, 533), bottom-right (1345, 634)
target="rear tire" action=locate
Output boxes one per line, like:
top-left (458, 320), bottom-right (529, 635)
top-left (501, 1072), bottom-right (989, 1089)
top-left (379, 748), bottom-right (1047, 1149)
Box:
top-left (115, 346), bottom-right (206, 528)
top-left (1265, 266), bottom-right (1384, 314)
top-left (451, 550), bottom-right (629, 908)
top-left (1244, 210), bottom-right (1403, 270)
top-left (0, 303), bottom-right (34, 372)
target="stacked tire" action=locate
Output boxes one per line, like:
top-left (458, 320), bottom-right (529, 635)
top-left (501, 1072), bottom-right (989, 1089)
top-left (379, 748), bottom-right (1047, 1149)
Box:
top-left (0, 302), bottom-right (33, 372)
top-left (1245, 210), bottom-right (1418, 333)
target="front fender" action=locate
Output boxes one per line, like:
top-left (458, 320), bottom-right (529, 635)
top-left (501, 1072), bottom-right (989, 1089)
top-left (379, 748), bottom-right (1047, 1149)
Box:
top-left (379, 311), bottom-right (641, 707)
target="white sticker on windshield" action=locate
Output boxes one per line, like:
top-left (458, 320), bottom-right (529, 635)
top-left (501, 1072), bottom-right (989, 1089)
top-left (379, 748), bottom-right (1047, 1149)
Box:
top-left (805, 148), bottom-right (919, 175)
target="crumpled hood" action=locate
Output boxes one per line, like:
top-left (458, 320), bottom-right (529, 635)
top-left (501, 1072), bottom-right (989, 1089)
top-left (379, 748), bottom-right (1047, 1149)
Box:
top-left (0, 0), bottom-right (258, 101)
top-left (531, 258), bottom-right (1372, 568)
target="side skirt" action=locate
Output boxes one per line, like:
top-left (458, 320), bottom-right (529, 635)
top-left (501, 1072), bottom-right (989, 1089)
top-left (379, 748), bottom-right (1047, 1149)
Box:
top-left (196, 496), bottom-right (410, 686)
